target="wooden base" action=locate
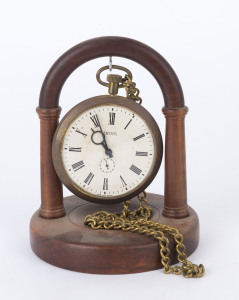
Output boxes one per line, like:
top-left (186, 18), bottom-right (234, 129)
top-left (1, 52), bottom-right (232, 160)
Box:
top-left (30, 193), bottom-right (199, 274)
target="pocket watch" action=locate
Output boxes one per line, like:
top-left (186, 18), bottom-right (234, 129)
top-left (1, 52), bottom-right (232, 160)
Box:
top-left (52, 68), bottom-right (163, 204)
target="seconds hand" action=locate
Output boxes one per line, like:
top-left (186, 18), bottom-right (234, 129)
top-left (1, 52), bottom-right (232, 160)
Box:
top-left (91, 114), bottom-right (113, 158)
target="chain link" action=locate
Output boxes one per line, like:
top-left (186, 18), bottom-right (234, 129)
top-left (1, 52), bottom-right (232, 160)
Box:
top-left (122, 75), bottom-right (142, 104)
top-left (84, 73), bottom-right (205, 278)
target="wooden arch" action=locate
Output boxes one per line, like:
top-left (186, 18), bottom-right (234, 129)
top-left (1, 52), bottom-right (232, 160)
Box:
top-left (37, 36), bottom-right (188, 219)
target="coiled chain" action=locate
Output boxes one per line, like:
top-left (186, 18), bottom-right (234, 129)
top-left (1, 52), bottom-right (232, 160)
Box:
top-left (84, 192), bottom-right (205, 278)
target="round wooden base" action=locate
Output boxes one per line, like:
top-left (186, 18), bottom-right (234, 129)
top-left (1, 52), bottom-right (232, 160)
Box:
top-left (30, 193), bottom-right (199, 274)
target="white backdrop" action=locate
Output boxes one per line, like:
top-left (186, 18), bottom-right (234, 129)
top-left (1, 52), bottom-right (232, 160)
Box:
top-left (1, 0), bottom-right (239, 299)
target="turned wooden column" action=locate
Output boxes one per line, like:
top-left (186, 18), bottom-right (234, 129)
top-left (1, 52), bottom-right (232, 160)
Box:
top-left (162, 106), bottom-right (189, 218)
top-left (36, 107), bottom-right (65, 219)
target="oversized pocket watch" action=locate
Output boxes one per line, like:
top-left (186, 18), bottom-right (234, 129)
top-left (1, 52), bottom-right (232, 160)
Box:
top-left (31, 37), bottom-right (204, 278)
top-left (52, 68), bottom-right (163, 204)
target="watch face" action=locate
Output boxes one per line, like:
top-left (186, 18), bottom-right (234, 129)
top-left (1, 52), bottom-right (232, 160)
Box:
top-left (53, 96), bottom-right (163, 204)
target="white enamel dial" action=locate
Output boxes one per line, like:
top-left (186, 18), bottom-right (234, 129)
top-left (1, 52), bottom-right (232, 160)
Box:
top-left (61, 104), bottom-right (156, 199)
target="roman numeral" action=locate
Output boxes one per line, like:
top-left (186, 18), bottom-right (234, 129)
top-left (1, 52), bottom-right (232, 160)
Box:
top-left (120, 175), bottom-right (127, 187)
top-left (130, 164), bottom-right (142, 175)
top-left (136, 151), bottom-right (148, 156)
top-left (90, 114), bottom-right (100, 128)
top-left (124, 119), bottom-right (132, 130)
top-left (109, 112), bottom-right (116, 125)
top-left (84, 172), bottom-right (94, 185)
top-left (72, 160), bottom-right (85, 171)
top-left (103, 178), bottom-right (108, 190)
top-left (75, 129), bottom-right (87, 138)
top-left (69, 147), bottom-right (82, 152)
top-left (133, 134), bottom-right (145, 141)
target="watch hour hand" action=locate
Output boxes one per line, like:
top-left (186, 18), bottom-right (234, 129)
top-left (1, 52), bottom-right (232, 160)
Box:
top-left (91, 128), bottom-right (113, 158)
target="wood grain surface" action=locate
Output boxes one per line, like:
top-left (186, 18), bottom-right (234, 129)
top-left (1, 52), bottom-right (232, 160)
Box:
top-left (39, 36), bottom-right (184, 109)
top-left (30, 193), bottom-right (199, 274)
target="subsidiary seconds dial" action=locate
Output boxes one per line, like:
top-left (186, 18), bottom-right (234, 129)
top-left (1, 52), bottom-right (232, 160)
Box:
top-left (53, 96), bottom-right (163, 204)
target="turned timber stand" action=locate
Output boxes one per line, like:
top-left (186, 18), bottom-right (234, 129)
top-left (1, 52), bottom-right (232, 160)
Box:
top-left (30, 36), bottom-right (199, 274)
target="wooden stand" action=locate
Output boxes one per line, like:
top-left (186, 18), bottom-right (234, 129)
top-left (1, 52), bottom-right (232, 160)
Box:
top-left (31, 36), bottom-right (200, 273)
top-left (30, 193), bottom-right (199, 274)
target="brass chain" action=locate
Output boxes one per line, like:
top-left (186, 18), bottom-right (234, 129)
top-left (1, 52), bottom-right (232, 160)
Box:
top-left (122, 74), bottom-right (142, 104)
top-left (84, 74), bottom-right (205, 278)
top-left (84, 192), bottom-right (205, 278)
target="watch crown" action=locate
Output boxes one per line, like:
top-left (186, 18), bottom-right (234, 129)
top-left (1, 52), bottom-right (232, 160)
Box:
top-left (106, 74), bottom-right (122, 95)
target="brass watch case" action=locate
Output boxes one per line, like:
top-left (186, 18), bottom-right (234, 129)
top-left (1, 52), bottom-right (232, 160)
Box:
top-left (52, 95), bottom-right (163, 204)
